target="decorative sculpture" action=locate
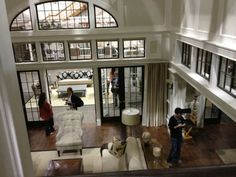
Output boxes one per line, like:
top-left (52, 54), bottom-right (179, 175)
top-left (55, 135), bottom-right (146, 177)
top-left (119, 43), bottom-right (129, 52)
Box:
top-left (142, 131), bottom-right (151, 145)
top-left (183, 95), bottom-right (199, 140)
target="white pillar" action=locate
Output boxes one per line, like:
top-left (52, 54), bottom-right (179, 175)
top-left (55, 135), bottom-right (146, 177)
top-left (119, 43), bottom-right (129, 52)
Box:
top-left (39, 68), bottom-right (50, 100)
top-left (210, 54), bottom-right (220, 88)
top-left (0, 1), bottom-right (34, 177)
top-left (93, 67), bottom-right (101, 126)
top-left (64, 40), bottom-right (70, 62)
top-left (172, 74), bottom-right (186, 111)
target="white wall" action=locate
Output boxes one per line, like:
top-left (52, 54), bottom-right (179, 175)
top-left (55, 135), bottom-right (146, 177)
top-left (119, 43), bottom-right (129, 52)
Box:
top-left (222, 0), bottom-right (236, 37)
top-left (123, 0), bottom-right (165, 27)
top-left (177, 0), bottom-right (236, 50)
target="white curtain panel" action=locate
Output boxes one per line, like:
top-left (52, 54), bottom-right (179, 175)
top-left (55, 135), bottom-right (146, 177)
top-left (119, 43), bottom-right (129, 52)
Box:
top-left (143, 63), bottom-right (168, 127)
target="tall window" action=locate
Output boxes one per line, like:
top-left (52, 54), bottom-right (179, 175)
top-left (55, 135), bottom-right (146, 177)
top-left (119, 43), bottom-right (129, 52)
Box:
top-left (69, 41), bottom-right (92, 60)
top-left (10, 8), bottom-right (32, 31)
top-left (41, 42), bottom-right (65, 61)
top-left (218, 57), bottom-right (236, 97)
top-left (97, 40), bottom-right (119, 59)
top-left (181, 43), bottom-right (192, 68)
top-left (123, 39), bottom-right (145, 58)
top-left (36, 1), bottom-right (89, 30)
top-left (13, 43), bottom-right (37, 63)
top-left (196, 48), bottom-right (212, 80)
top-left (94, 5), bottom-right (118, 28)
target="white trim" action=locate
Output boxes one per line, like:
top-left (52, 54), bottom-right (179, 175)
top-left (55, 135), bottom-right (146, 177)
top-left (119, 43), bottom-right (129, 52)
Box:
top-left (171, 62), bottom-right (236, 122)
top-left (175, 33), bottom-right (236, 61)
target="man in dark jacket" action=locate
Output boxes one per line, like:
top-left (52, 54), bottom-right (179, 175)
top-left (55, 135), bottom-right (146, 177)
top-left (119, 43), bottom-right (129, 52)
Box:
top-left (167, 107), bottom-right (186, 166)
top-left (66, 87), bottom-right (84, 110)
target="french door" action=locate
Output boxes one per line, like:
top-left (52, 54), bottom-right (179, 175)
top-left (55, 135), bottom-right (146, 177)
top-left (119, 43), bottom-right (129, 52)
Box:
top-left (17, 70), bottom-right (44, 127)
top-left (99, 66), bottom-right (144, 123)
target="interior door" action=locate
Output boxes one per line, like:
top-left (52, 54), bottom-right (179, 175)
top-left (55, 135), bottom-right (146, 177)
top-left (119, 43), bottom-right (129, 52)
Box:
top-left (99, 66), bottom-right (143, 123)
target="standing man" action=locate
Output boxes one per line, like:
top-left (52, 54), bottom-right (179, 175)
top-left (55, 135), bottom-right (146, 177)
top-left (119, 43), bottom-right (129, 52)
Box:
top-left (167, 107), bottom-right (186, 166)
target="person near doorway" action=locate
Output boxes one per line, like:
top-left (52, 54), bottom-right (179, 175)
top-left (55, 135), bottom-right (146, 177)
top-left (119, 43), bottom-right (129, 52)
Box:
top-left (38, 92), bottom-right (55, 136)
top-left (66, 87), bottom-right (84, 110)
top-left (111, 71), bottom-right (119, 107)
top-left (167, 107), bottom-right (186, 166)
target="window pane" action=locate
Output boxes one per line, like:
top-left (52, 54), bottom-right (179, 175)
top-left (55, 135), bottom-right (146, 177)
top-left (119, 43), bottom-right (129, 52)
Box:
top-left (181, 43), bottom-right (191, 68)
top-left (41, 42), bottom-right (65, 61)
top-left (13, 43), bottom-right (37, 63)
top-left (218, 57), bottom-right (236, 97)
top-left (123, 39), bottom-right (145, 58)
top-left (10, 8), bottom-right (33, 31)
top-left (69, 41), bottom-right (92, 60)
top-left (95, 6), bottom-right (117, 28)
top-left (36, 1), bottom-right (89, 30)
top-left (97, 40), bottom-right (119, 59)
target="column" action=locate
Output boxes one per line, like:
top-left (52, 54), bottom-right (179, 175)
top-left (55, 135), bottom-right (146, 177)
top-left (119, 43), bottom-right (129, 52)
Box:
top-left (93, 66), bottom-right (101, 126)
top-left (0, 1), bottom-right (34, 177)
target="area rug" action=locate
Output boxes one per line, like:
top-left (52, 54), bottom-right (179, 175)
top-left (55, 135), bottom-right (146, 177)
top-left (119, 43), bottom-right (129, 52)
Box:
top-left (31, 148), bottom-right (102, 176)
top-left (216, 148), bottom-right (236, 164)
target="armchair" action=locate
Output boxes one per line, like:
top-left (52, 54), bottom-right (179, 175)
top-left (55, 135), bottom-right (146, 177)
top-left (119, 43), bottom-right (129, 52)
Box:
top-left (55, 110), bottom-right (84, 156)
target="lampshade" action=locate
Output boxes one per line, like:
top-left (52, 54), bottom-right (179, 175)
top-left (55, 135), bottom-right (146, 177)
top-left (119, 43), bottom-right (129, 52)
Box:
top-left (122, 108), bottom-right (140, 126)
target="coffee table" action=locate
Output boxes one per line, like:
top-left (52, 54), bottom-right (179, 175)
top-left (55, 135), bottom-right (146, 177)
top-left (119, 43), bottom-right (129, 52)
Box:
top-left (45, 158), bottom-right (83, 176)
top-left (56, 85), bottom-right (87, 97)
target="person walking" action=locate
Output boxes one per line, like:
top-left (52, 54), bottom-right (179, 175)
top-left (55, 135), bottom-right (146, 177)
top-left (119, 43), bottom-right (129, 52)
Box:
top-left (167, 107), bottom-right (186, 166)
top-left (38, 92), bottom-right (55, 136)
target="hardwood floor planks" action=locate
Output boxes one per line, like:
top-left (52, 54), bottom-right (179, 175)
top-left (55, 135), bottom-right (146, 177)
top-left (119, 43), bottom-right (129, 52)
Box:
top-left (28, 120), bottom-right (236, 168)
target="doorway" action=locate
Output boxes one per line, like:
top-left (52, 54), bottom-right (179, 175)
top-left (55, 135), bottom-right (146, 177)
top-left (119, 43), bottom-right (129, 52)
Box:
top-left (204, 99), bottom-right (221, 124)
top-left (99, 66), bottom-right (144, 123)
top-left (46, 68), bottom-right (96, 123)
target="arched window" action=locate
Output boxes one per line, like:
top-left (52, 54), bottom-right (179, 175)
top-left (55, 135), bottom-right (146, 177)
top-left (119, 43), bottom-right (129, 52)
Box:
top-left (36, 1), bottom-right (89, 30)
top-left (10, 8), bottom-right (33, 31)
top-left (94, 5), bottom-right (118, 28)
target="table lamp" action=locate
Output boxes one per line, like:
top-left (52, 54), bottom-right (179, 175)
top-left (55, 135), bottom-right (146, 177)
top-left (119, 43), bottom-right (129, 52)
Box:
top-left (122, 108), bottom-right (140, 136)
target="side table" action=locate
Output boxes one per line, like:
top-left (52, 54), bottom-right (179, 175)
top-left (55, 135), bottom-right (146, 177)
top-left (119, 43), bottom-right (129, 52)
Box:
top-left (142, 140), bottom-right (169, 169)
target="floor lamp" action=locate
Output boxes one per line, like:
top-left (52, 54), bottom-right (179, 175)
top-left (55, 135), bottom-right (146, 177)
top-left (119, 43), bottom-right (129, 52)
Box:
top-left (122, 108), bottom-right (140, 137)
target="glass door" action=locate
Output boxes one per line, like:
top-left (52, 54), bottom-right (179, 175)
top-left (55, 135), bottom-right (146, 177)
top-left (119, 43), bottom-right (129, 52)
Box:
top-left (99, 66), bottom-right (143, 123)
top-left (17, 70), bottom-right (43, 127)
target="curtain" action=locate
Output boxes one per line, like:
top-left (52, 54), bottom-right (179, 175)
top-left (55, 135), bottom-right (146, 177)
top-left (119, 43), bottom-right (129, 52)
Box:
top-left (143, 63), bottom-right (168, 127)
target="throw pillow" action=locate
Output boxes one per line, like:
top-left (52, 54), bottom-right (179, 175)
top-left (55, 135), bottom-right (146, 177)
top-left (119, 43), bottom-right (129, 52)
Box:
top-left (83, 71), bottom-right (88, 78)
top-left (78, 71), bottom-right (83, 78)
top-left (56, 74), bottom-right (63, 80)
top-left (109, 137), bottom-right (126, 158)
top-left (74, 72), bottom-right (79, 79)
top-left (62, 71), bottom-right (68, 79)
top-left (68, 71), bottom-right (74, 79)
top-left (100, 143), bottom-right (109, 157)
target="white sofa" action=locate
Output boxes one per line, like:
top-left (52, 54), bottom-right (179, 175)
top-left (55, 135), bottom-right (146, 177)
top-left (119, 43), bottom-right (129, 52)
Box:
top-left (55, 110), bottom-right (84, 156)
top-left (94, 137), bottom-right (147, 173)
top-left (57, 78), bottom-right (93, 87)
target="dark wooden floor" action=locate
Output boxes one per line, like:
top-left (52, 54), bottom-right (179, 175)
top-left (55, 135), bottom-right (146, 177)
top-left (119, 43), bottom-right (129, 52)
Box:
top-left (28, 119), bottom-right (236, 169)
